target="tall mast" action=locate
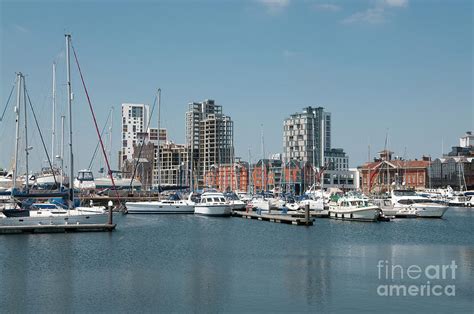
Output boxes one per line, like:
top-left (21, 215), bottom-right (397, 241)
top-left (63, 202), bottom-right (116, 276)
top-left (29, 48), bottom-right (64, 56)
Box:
top-left (65, 34), bottom-right (74, 208)
top-left (52, 62), bottom-right (56, 164)
top-left (261, 124), bottom-right (264, 193)
top-left (248, 147), bottom-right (252, 194)
top-left (156, 88), bottom-right (161, 189)
top-left (60, 115), bottom-right (65, 189)
top-left (108, 106), bottom-right (113, 166)
top-left (23, 76), bottom-right (29, 192)
top-left (12, 73), bottom-right (22, 196)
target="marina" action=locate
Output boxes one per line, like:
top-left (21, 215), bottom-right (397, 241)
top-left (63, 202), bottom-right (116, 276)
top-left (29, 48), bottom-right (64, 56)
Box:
top-left (0, 2), bottom-right (472, 312)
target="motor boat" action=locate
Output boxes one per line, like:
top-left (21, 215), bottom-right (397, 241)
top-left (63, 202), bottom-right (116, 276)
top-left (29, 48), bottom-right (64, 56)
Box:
top-left (194, 191), bottom-right (231, 217)
top-left (390, 190), bottom-right (449, 218)
top-left (224, 192), bottom-right (246, 211)
top-left (329, 195), bottom-right (381, 222)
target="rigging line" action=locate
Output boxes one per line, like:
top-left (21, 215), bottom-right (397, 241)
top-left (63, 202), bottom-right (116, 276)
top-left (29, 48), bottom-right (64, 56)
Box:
top-left (0, 81), bottom-right (16, 122)
top-left (70, 42), bottom-right (122, 207)
top-left (24, 86), bottom-right (58, 187)
top-left (87, 107), bottom-right (113, 170)
top-left (129, 94), bottom-right (157, 190)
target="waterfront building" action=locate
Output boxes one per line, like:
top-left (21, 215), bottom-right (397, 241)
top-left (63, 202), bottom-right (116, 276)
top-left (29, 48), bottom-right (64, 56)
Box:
top-left (283, 106), bottom-right (331, 167)
top-left (428, 131), bottom-right (474, 190)
top-left (358, 150), bottom-right (430, 194)
top-left (155, 141), bottom-right (189, 188)
top-left (185, 100), bottom-right (234, 189)
top-left (324, 148), bottom-right (349, 171)
top-left (203, 160), bottom-right (249, 192)
top-left (252, 159), bottom-right (283, 193)
top-left (121, 103), bottom-right (149, 168)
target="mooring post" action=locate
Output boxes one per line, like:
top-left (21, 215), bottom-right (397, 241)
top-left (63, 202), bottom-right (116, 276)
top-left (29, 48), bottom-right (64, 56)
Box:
top-left (305, 203), bottom-right (310, 225)
top-left (108, 200), bottom-right (113, 226)
top-left (268, 200), bottom-right (271, 215)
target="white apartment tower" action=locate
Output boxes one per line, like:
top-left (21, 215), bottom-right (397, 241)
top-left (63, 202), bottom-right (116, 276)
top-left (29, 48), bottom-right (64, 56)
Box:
top-left (121, 103), bottom-right (149, 167)
top-left (185, 99), bottom-right (234, 188)
top-left (283, 106), bottom-right (331, 167)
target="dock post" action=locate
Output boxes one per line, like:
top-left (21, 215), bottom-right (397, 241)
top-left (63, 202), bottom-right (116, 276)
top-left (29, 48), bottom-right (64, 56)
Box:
top-left (268, 200), bottom-right (271, 215)
top-left (108, 200), bottom-right (113, 226)
top-left (305, 204), bottom-right (310, 226)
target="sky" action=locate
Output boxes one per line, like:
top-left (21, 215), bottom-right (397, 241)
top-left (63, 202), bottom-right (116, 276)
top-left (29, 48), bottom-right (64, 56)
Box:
top-left (0, 0), bottom-right (473, 175)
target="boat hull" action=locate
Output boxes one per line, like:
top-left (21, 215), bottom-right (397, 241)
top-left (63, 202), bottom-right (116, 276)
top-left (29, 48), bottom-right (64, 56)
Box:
top-left (194, 205), bottom-right (231, 217)
top-left (0, 212), bottom-right (109, 226)
top-left (414, 205), bottom-right (449, 218)
top-left (126, 202), bottom-right (195, 214)
top-left (329, 206), bottom-right (381, 222)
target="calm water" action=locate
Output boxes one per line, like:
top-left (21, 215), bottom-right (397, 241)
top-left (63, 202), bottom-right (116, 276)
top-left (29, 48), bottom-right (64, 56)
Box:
top-left (1, 208), bottom-right (473, 313)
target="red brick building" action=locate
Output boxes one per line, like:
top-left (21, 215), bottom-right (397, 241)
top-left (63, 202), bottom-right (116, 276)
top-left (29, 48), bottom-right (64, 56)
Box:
top-left (358, 150), bottom-right (430, 194)
top-left (203, 162), bottom-right (249, 192)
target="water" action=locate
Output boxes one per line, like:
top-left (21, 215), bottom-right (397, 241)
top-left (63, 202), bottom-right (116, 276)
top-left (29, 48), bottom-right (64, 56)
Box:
top-left (1, 208), bottom-right (473, 313)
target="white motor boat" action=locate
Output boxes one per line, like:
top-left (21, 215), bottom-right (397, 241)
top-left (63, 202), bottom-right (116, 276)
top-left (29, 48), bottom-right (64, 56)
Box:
top-left (74, 169), bottom-right (96, 191)
top-left (225, 193), bottom-right (246, 211)
top-left (126, 194), bottom-right (195, 214)
top-left (298, 195), bottom-right (325, 212)
top-left (391, 190), bottom-right (449, 218)
top-left (329, 196), bottom-right (381, 222)
top-left (194, 192), bottom-right (231, 217)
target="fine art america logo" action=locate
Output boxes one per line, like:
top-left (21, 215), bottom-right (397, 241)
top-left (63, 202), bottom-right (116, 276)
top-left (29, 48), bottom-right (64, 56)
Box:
top-left (376, 260), bottom-right (457, 297)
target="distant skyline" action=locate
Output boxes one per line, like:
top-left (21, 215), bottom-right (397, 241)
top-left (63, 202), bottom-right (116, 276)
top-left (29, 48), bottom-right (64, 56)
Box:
top-left (1, 0), bottom-right (472, 174)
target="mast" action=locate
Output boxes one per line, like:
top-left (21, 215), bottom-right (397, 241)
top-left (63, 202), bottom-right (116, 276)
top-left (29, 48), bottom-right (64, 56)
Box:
top-left (65, 34), bottom-right (74, 208)
top-left (108, 106), bottom-right (113, 166)
top-left (248, 147), bottom-right (252, 194)
top-left (261, 124), bottom-right (264, 193)
top-left (12, 73), bottom-right (22, 196)
top-left (51, 62), bottom-right (56, 165)
top-left (156, 88), bottom-right (161, 190)
top-left (60, 115), bottom-right (65, 189)
top-left (23, 75), bottom-right (29, 192)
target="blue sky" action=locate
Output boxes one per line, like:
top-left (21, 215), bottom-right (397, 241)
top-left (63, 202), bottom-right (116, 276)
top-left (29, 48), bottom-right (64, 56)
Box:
top-left (1, 0), bottom-right (472, 174)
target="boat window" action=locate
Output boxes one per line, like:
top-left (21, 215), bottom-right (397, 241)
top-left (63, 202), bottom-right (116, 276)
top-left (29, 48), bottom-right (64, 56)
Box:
top-left (213, 197), bottom-right (220, 202)
top-left (219, 198), bottom-right (226, 202)
top-left (206, 198), bottom-right (213, 203)
top-left (398, 199), bottom-right (413, 205)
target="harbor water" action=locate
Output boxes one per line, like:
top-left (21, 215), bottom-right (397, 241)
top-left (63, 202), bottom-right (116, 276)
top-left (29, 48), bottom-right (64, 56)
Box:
top-left (1, 207), bottom-right (473, 313)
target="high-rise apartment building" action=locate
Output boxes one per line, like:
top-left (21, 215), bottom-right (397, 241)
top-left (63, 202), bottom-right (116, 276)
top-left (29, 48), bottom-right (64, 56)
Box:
top-left (121, 103), bottom-right (149, 168)
top-left (185, 99), bottom-right (234, 188)
top-left (283, 106), bottom-right (331, 167)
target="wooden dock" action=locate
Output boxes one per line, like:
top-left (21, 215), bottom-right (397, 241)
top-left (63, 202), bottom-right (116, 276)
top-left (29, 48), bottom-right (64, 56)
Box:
top-left (232, 211), bottom-right (314, 226)
top-left (0, 223), bottom-right (116, 234)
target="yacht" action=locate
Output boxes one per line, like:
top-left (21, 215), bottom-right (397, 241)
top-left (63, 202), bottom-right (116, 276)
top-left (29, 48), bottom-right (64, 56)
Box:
top-left (74, 169), bottom-right (96, 191)
top-left (329, 195), bottom-right (381, 221)
top-left (126, 194), bottom-right (195, 214)
top-left (224, 192), bottom-right (246, 211)
top-left (194, 191), bottom-right (231, 217)
top-left (390, 190), bottom-right (449, 218)
top-left (0, 202), bottom-right (109, 226)
top-left (298, 194), bottom-right (326, 212)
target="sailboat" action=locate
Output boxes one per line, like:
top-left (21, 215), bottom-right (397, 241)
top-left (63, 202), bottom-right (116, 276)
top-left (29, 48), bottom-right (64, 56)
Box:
top-left (35, 62), bottom-right (68, 189)
top-left (1, 34), bottom-right (111, 226)
top-left (125, 89), bottom-right (195, 214)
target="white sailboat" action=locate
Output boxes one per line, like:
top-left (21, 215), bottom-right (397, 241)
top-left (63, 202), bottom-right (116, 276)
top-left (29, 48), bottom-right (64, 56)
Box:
top-left (1, 35), bottom-right (110, 226)
top-left (125, 89), bottom-right (191, 214)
